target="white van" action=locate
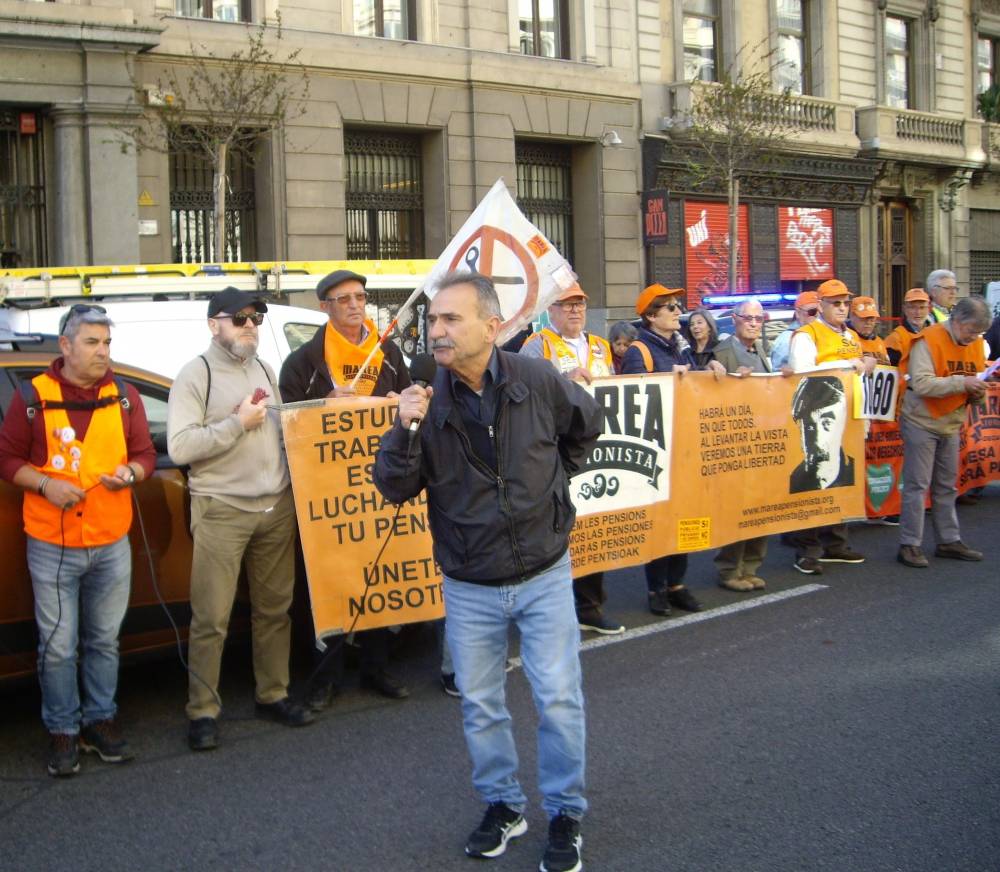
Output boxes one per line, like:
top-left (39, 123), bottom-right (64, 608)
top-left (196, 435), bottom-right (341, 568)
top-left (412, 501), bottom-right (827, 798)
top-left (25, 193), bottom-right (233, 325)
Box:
top-left (2, 300), bottom-right (329, 380)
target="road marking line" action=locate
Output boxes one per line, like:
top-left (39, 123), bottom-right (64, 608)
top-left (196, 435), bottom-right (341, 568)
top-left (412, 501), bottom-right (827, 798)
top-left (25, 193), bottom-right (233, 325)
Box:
top-left (507, 583), bottom-right (828, 668)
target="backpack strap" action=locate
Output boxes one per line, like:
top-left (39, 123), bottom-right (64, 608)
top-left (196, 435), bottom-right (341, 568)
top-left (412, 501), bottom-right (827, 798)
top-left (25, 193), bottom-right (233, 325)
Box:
top-left (630, 341), bottom-right (655, 373)
top-left (20, 376), bottom-right (131, 419)
top-left (199, 354), bottom-right (212, 410)
top-left (19, 380), bottom-right (40, 421)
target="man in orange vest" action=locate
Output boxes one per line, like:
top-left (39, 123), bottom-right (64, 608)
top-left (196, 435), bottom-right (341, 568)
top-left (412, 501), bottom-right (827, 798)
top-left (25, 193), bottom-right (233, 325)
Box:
top-left (885, 288), bottom-right (933, 373)
top-left (0, 305), bottom-right (156, 777)
top-left (787, 279), bottom-right (876, 575)
top-left (520, 283), bottom-right (623, 635)
top-left (848, 296), bottom-right (889, 364)
top-left (896, 296), bottom-right (991, 568)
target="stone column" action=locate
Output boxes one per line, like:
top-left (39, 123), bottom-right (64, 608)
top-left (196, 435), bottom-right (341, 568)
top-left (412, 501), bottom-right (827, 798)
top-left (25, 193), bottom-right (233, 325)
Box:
top-left (50, 108), bottom-right (90, 267)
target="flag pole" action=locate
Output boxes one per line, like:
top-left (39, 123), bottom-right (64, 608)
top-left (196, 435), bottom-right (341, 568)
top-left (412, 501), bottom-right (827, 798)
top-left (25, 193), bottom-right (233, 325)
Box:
top-left (346, 280), bottom-right (429, 391)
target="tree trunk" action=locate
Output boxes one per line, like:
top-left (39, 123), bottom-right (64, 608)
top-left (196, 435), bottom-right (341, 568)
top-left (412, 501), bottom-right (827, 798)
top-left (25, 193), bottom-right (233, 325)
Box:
top-left (213, 142), bottom-right (228, 262)
top-left (728, 173), bottom-right (739, 294)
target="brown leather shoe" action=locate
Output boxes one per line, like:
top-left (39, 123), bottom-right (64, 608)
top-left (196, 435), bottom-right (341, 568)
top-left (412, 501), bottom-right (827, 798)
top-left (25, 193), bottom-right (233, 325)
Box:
top-left (720, 576), bottom-right (754, 592)
top-left (897, 545), bottom-right (929, 568)
top-left (934, 541), bottom-right (983, 561)
top-left (742, 575), bottom-right (767, 590)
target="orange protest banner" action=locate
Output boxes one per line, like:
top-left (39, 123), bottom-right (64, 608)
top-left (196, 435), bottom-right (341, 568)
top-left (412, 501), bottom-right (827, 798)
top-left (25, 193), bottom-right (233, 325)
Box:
top-left (666, 370), bottom-right (866, 548)
top-left (957, 381), bottom-right (1000, 493)
top-left (281, 398), bottom-right (442, 640)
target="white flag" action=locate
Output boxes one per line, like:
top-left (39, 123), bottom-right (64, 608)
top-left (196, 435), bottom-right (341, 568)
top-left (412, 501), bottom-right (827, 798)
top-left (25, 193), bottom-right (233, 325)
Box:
top-left (422, 179), bottom-right (578, 344)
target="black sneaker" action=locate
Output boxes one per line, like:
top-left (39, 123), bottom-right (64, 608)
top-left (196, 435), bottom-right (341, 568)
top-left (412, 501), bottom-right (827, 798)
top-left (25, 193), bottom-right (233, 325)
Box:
top-left (578, 613), bottom-right (625, 635)
top-left (188, 717), bottom-right (219, 751)
top-left (47, 732), bottom-right (80, 777)
top-left (667, 587), bottom-right (703, 613)
top-left (793, 556), bottom-right (823, 575)
top-left (818, 547), bottom-right (865, 564)
top-left (441, 673), bottom-right (461, 698)
top-left (539, 812), bottom-right (582, 872)
top-left (647, 589), bottom-right (671, 616)
top-left (79, 718), bottom-right (134, 764)
top-left (464, 802), bottom-right (527, 858)
top-left (360, 668), bottom-right (410, 699)
top-left (306, 681), bottom-right (339, 712)
top-left (255, 697), bottom-right (316, 727)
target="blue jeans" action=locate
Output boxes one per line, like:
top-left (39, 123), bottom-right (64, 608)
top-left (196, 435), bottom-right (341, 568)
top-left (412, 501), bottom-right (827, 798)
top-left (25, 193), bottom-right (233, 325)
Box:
top-left (443, 551), bottom-right (587, 820)
top-left (27, 535), bottom-right (131, 735)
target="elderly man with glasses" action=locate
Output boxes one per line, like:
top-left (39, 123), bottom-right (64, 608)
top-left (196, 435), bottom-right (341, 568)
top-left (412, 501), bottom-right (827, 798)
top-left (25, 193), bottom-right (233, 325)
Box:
top-left (520, 283), bottom-right (623, 636)
top-left (0, 304), bottom-right (156, 776)
top-left (168, 288), bottom-right (314, 752)
top-left (622, 284), bottom-right (724, 617)
top-left (786, 279), bottom-right (876, 576)
top-left (279, 269), bottom-right (412, 706)
top-left (926, 269), bottom-right (959, 324)
top-left (897, 296), bottom-right (992, 567)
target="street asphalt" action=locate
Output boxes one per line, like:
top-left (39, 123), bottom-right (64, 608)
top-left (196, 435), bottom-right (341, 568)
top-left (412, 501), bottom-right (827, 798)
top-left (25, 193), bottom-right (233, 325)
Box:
top-left (1, 486), bottom-right (998, 872)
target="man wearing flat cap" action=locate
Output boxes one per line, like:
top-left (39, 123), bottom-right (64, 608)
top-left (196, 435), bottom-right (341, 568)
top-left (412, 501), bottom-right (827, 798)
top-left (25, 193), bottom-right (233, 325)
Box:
top-left (520, 282), bottom-right (624, 635)
top-left (168, 288), bottom-right (314, 752)
top-left (279, 269), bottom-right (411, 707)
top-left (789, 375), bottom-right (855, 494)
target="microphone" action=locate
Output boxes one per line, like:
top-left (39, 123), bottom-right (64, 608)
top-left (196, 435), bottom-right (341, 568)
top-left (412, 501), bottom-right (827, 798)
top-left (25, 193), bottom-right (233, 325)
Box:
top-left (407, 353), bottom-right (437, 436)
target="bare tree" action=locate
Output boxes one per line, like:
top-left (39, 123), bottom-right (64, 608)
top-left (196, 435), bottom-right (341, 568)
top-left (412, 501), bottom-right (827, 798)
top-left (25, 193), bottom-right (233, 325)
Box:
top-left (674, 43), bottom-right (808, 294)
top-left (123, 17), bottom-right (309, 261)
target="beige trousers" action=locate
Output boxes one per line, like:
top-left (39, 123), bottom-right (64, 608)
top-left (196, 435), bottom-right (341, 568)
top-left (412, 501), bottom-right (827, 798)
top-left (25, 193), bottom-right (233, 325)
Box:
top-left (186, 488), bottom-right (295, 719)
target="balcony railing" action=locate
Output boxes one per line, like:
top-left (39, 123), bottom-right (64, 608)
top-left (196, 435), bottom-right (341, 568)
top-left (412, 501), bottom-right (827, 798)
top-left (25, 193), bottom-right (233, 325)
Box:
top-left (857, 106), bottom-right (983, 164)
top-left (894, 111), bottom-right (964, 146)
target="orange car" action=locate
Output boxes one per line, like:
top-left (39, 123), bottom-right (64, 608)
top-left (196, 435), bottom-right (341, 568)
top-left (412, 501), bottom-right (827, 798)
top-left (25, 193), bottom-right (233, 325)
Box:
top-left (0, 352), bottom-right (194, 682)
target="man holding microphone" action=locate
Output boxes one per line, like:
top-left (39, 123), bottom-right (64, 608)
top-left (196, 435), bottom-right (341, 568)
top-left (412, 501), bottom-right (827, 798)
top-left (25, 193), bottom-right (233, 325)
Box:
top-left (375, 272), bottom-right (601, 872)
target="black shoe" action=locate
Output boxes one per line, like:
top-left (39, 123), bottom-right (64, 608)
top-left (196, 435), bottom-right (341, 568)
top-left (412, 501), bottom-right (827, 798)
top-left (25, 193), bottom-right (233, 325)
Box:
top-left (647, 589), bottom-right (671, 616)
top-left (255, 697), bottom-right (316, 727)
top-left (79, 719), bottom-right (134, 764)
top-left (539, 811), bottom-right (583, 872)
top-left (188, 717), bottom-right (219, 751)
top-left (578, 613), bottom-right (625, 635)
top-left (465, 802), bottom-right (527, 858)
top-left (667, 587), bottom-right (703, 612)
top-left (794, 556), bottom-right (823, 575)
top-left (441, 673), bottom-right (461, 698)
top-left (360, 668), bottom-right (410, 699)
top-left (819, 547), bottom-right (865, 564)
top-left (47, 732), bottom-right (80, 777)
top-left (305, 682), bottom-right (339, 712)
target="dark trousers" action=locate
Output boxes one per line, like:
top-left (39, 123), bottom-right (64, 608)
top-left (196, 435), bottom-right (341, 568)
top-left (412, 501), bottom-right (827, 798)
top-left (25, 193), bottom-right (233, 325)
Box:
top-left (313, 628), bottom-right (391, 688)
top-left (644, 554), bottom-right (688, 593)
top-left (573, 573), bottom-right (606, 622)
top-left (791, 523), bottom-right (849, 560)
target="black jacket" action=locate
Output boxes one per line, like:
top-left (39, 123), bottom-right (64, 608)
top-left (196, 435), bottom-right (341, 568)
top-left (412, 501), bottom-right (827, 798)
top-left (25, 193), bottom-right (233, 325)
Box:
top-left (373, 351), bottom-right (602, 585)
top-left (278, 323), bottom-right (410, 402)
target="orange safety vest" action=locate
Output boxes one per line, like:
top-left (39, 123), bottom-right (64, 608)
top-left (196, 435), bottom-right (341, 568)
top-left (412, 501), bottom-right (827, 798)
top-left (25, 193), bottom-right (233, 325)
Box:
top-left (530, 328), bottom-right (613, 377)
top-left (912, 323), bottom-right (985, 418)
top-left (794, 320), bottom-right (863, 364)
top-left (22, 373), bottom-right (132, 547)
top-left (856, 333), bottom-right (889, 365)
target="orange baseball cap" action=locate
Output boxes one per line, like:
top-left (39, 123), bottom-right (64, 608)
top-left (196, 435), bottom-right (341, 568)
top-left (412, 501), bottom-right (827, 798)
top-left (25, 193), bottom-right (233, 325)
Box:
top-left (817, 279), bottom-right (851, 299)
top-left (555, 282), bottom-right (588, 302)
top-left (850, 296), bottom-right (879, 317)
top-left (794, 291), bottom-right (820, 309)
top-left (904, 288), bottom-right (930, 303)
top-left (635, 283), bottom-right (683, 316)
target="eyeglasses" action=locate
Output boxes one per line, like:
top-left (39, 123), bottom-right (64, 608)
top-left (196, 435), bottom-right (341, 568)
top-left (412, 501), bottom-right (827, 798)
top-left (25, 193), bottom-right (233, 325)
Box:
top-left (216, 312), bottom-right (264, 327)
top-left (652, 302), bottom-right (682, 314)
top-left (798, 307), bottom-right (819, 317)
top-left (556, 300), bottom-right (587, 312)
top-left (326, 292), bottom-right (369, 306)
top-left (826, 299), bottom-right (851, 308)
top-left (59, 303), bottom-right (107, 335)
top-left (734, 313), bottom-right (765, 324)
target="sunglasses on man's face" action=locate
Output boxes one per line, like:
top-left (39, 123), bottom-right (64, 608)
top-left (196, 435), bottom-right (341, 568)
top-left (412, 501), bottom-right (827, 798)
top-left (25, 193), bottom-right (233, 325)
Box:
top-left (799, 307), bottom-right (819, 317)
top-left (653, 302), bottom-right (682, 314)
top-left (216, 312), bottom-right (264, 327)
